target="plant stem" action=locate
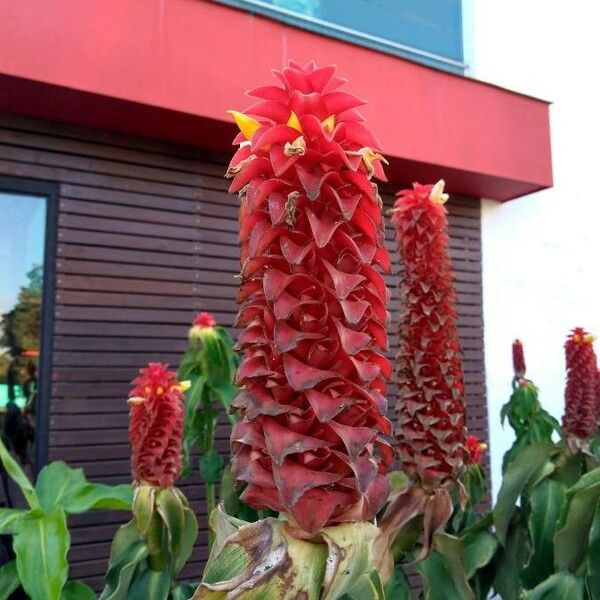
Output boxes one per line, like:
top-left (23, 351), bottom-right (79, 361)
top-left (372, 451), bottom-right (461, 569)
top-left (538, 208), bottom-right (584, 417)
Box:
top-left (206, 482), bottom-right (216, 548)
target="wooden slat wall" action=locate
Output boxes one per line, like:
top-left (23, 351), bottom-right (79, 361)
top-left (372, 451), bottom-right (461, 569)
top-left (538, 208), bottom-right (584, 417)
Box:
top-left (0, 113), bottom-right (488, 591)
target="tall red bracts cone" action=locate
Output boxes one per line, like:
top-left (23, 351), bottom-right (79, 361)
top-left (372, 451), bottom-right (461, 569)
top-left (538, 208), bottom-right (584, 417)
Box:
top-left (562, 328), bottom-right (598, 443)
top-left (129, 363), bottom-right (188, 488)
top-left (375, 181), bottom-right (468, 574)
top-left (391, 181), bottom-right (467, 487)
top-left (226, 61), bottom-right (393, 535)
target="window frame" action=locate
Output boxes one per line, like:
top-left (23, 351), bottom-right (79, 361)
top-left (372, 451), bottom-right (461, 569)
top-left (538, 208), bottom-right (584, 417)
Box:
top-left (0, 175), bottom-right (59, 474)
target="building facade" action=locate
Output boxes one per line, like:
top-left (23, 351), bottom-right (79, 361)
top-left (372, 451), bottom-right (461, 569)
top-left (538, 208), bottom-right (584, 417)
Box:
top-left (0, 0), bottom-right (551, 588)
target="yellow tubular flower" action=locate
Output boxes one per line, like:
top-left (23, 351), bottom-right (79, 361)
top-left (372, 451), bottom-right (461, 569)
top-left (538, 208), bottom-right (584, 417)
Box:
top-left (227, 110), bottom-right (262, 140)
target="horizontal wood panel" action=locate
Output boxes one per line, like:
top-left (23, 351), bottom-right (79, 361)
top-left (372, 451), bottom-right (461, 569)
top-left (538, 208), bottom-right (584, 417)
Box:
top-left (0, 115), bottom-right (487, 590)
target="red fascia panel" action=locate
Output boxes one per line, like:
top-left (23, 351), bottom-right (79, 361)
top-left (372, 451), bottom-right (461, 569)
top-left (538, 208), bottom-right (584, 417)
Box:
top-left (0, 0), bottom-right (552, 201)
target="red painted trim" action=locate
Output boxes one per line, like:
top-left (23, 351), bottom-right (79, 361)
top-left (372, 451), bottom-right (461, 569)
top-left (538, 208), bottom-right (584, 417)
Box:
top-left (0, 0), bottom-right (552, 200)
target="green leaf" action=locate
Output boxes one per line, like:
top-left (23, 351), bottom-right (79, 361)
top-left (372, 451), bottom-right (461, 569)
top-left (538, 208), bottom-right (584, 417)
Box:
top-left (494, 444), bottom-right (558, 545)
top-left (555, 478), bottom-right (600, 572)
top-left (387, 470), bottom-right (410, 493)
top-left (0, 438), bottom-right (37, 508)
top-left (178, 348), bottom-right (203, 380)
top-left (100, 523), bottom-right (150, 600)
top-left (462, 529), bottom-right (498, 579)
top-left (182, 374), bottom-right (207, 476)
top-left (61, 581), bottom-right (97, 600)
top-left (566, 464), bottom-right (600, 496)
top-left (128, 569), bottom-right (171, 600)
top-left (171, 583), bottom-right (198, 600)
top-left (345, 570), bottom-right (385, 600)
top-left (0, 560), bottom-right (20, 600)
top-left (62, 483), bottom-right (133, 513)
top-left (133, 484), bottom-right (155, 537)
top-left (321, 522), bottom-right (381, 600)
top-left (587, 500), bottom-right (600, 599)
top-left (417, 533), bottom-right (474, 600)
top-left (522, 478), bottom-right (567, 587)
top-left (174, 506), bottom-right (199, 574)
top-left (461, 464), bottom-right (487, 508)
top-left (199, 512), bottom-right (328, 600)
top-left (199, 449), bottom-right (224, 485)
top-left (13, 507), bottom-right (70, 600)
top-left (0, 507), bottom-right (27, 534)
top-left (492, 516), bottom-right (529, 600)
top-left (211, 382), bottom-right (239, 423)
top-left (383, 566), bottom-right (410, 600)
top-left (156, 487), bottom-right (185, 561)
top-left (525, 572), bottom-right (584, 599)
top-left (35, 461), bottom-right (88, 513)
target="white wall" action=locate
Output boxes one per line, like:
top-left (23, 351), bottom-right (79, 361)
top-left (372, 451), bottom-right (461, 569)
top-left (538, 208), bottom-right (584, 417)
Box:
top-left (466, 1), bottom-right (600, 497)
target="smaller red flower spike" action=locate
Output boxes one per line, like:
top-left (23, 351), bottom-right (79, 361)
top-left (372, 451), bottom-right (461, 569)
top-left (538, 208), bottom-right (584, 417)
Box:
top-left (128, 363), bottom-right (188, 488)
top-left (193, 312), bottom-right (217, 328)
top-left (392, 180), bottom-right (467, 488)
top-left (465, 435), bottom-right (487, 465)
top-left (562, 328), bottom-right (598, 440)
top-left (512, 339), bottom-right (526, 379)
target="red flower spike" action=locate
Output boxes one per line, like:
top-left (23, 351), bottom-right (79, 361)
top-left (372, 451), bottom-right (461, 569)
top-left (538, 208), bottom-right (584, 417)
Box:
top-left (562, 328), bottom-right (598, 440)
top-left (375, 181), bottom-right (469, 572)
top-left (391, 180), bottom-right (467, 488)
top-left (128, 363), bottom-right (186, 488)
top-left (512, 339), bottom-right (526, 379)
top-left (465, 434), bottom-right (487, 465)
top-left (227, 61), bottom-right (392, 535)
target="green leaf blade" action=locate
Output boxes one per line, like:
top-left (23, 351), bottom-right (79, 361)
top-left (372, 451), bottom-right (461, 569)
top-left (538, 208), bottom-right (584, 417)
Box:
top-left (13, 507), bottom-right (70, 600)
top-left (494, 444), bottom-right (558, 545)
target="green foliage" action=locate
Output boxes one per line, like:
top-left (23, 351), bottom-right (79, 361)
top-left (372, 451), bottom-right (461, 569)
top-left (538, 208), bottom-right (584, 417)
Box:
top-left (382, 566), bottom-right (410, 600)
top-left (0, 438), bottom-right (132, 600)
top-left (178, 321), bottom-right (249, 547)
top-left (0, 561), bottom-right (19, 600)
top-left (417, 533), bottom-right (474, 600)
top-left (61, 581), bottom-right (97, 600)
top-left (100, 485), bottom-right (198, 600)
top-left (178, 324), bottom-right (238, 475)
top-left (522, 478), bottom-right (568, 586)
top-left (525, 572), bottom-right (584, 599)
top-left (500, 380), bottom-right (561, 473)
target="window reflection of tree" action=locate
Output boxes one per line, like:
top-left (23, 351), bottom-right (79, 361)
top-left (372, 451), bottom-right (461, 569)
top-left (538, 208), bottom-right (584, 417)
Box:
top-left (0, 263), bottom-right (41, 477)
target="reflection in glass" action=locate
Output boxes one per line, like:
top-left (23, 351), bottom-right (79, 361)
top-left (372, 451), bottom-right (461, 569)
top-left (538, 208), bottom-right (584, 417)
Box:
top-left (0, 192), bottom-right (46, 481)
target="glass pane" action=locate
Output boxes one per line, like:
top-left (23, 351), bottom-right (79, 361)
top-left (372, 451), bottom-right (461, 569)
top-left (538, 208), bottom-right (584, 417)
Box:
top-left (222, 0), bottom-right (464, 72)
top-left (0, 191), bottom-right (46, 476)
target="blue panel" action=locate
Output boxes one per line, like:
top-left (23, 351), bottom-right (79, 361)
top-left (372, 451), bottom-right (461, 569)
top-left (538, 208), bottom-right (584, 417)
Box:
top-left (212, 0), bottom-right (465, 73)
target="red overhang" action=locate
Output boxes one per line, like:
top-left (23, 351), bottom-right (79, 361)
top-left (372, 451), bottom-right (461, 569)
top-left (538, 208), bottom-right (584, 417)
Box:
top-left (0, 0), bottom-right (552, 201)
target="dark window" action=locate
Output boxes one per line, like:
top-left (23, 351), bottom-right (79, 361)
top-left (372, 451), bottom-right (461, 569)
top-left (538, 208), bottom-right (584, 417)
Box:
top-left (0, 176), bottom-right (57, 492)
top-left (215, 0), bottom-right (466, 73)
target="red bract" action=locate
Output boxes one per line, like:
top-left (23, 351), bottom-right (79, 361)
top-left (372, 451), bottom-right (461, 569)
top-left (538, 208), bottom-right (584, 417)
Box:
top-left (562, 328), bottom-right (598, 440)
top-left (129, 363), bottom-right (185, 488)
top-left (465, 434), bottom-right (486, 465)
top-left (227, 61), bottom-right (393, 534)
top-left (596, 369), bottom-right (600, 423)
top-left (391, 181), bottom-right (467, 488)
top-left (193, 312), bottom-right (217, 328)
top-left (512, 339), bottom-right (526, 379)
